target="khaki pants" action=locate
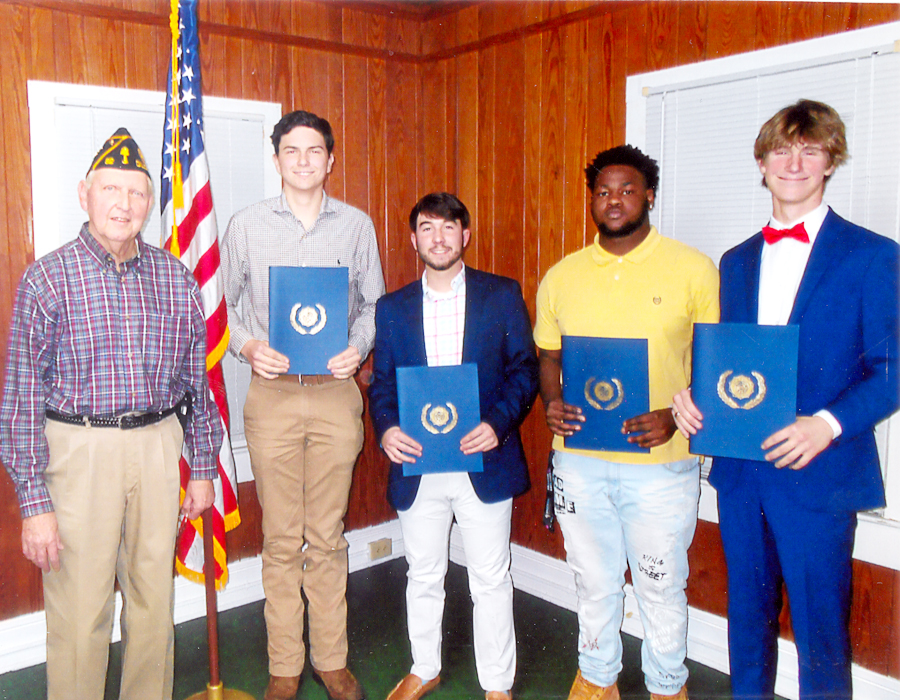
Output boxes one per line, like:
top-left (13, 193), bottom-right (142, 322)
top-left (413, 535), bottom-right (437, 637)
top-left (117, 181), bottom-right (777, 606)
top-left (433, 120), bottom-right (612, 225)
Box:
top-left (243, 375), bottom-right (364, 676)
top-left (43, 414), bottom-right (183, 700)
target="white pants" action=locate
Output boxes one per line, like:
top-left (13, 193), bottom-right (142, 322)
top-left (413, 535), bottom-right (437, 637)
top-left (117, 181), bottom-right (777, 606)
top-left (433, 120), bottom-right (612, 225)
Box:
top-left (397, 472), bottom-right (515, 692)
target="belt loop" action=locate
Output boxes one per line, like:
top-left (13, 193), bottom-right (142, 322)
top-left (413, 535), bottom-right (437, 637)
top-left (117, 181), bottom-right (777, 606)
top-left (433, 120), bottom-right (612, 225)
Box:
top-left (82, 416), bottom-right (92, 429)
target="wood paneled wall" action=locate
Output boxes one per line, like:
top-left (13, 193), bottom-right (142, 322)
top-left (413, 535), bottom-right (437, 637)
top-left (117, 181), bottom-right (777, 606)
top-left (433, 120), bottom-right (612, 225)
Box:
top-left (0, 0), bottom-right (897, 679)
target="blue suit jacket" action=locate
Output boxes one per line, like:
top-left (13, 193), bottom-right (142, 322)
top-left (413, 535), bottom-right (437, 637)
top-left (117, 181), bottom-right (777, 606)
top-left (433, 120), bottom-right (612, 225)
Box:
top-left (368, 267), bottom-right (539, 511)
top-left (708, 209), bottom-right (899, 512)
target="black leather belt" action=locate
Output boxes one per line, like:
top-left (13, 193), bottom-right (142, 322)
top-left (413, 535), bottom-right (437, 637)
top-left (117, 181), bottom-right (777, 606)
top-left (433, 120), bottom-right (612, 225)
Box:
top-left (46, 395), bottom-right (191, 430)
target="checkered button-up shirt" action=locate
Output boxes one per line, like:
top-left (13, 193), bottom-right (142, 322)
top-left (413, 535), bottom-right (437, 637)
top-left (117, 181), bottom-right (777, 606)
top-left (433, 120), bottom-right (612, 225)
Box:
top-left (422, 265), bottom-right (466, 367)
top-left (221, 193), bottom-right (385, 362)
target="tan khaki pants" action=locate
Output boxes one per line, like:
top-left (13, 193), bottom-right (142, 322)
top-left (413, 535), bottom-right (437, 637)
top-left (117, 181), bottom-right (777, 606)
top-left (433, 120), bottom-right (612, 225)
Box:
top-left (42, 414), bottom-right (183, 700)
top-left (243, 375), bottom-right (364, 675)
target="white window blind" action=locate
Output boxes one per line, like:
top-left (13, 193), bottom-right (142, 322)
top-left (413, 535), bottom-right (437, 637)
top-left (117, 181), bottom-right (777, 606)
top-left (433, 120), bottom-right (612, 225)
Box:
top-left (644, 47), bottom-right (900, 266)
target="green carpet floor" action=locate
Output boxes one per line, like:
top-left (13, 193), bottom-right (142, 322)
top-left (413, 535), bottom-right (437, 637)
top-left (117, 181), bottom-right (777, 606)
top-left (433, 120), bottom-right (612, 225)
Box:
top-left (0, 558), bottom-right (774, 699)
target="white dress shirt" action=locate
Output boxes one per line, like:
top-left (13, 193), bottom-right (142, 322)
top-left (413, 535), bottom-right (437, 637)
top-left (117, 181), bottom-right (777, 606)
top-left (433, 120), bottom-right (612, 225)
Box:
top-left (757, 201), bottom-right (841, 437)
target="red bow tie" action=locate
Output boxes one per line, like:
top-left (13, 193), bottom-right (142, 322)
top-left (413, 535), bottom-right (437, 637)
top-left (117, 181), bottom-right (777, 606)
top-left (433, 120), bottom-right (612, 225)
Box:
top-left (762, 222), bottom-right (809, 245)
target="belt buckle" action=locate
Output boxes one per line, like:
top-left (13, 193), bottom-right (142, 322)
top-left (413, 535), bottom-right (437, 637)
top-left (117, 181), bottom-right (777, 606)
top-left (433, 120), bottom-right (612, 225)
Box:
top-left (118, 413), bottom-right (140, 430)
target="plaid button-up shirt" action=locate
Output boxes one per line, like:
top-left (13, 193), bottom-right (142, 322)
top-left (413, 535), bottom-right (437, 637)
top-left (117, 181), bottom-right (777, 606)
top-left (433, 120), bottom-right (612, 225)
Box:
top-left (0, 226), bottom-right (224, 517)
top-left (422, 265), bottom-right (466, 367)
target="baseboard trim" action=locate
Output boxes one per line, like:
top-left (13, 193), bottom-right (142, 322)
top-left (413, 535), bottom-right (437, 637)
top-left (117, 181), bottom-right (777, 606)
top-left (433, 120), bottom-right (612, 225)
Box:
top-left (2, 519), bottom-right (898, 700)
top-left (0, 520), bottom-right (405, 674)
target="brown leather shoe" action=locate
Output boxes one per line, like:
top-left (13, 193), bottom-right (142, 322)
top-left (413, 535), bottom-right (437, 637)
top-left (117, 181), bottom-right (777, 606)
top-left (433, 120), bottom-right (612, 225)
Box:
top-left (567, 670), bottom-right (620, 700)
top-left (385, 673), bottom-right (440, 700)
top-left (264, 675), bottom-right (301, 700)
top-left (651, 688), bottom-right (688, 700)
top-left (313, 666), bottom-right (366, 700)
top-left (485, 691), bottom-right (512, 700)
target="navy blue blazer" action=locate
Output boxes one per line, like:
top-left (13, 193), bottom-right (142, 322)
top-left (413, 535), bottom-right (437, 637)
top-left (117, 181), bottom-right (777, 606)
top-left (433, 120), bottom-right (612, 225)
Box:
top-left (368, 267), bottom-right (539, 511)
top-left (708, 209), bottom-right (899, 512)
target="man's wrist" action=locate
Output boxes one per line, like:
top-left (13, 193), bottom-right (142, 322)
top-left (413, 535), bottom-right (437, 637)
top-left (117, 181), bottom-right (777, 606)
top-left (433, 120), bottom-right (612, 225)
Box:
top-left (814, 409), bottom-right (842, 439)
top-left (19, 493), bottom-right (54, 520)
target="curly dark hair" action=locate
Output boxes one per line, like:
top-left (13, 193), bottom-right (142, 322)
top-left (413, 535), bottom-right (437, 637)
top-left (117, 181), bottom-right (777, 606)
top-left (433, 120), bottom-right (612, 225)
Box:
top-left (584, 145), bottom-right (659, 192)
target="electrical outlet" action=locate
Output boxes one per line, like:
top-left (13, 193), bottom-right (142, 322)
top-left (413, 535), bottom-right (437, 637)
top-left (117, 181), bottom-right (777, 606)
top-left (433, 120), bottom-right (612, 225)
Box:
top-left (368, 538), bottom-right (392, 561)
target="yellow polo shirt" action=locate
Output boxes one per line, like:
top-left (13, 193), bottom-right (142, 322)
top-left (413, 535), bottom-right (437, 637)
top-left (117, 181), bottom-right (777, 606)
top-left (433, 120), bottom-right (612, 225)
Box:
top-left (534, 227), bottom-right (719, 464)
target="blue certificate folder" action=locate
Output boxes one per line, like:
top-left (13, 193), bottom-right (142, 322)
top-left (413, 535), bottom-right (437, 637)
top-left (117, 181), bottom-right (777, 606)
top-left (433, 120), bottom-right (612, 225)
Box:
top-left (397, 364), bottom-right (484, 476)
top-left (690, 323), bottom-right (799, 461)
top-left (561, 336), bottom-right (650, 453)
top-left (268, 266), bottom-right (349, 375)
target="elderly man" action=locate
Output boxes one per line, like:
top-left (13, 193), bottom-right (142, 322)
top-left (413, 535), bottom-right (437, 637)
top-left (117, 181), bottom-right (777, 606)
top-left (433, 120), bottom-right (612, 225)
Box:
top-left (0, 128), bottom-right (223, 700)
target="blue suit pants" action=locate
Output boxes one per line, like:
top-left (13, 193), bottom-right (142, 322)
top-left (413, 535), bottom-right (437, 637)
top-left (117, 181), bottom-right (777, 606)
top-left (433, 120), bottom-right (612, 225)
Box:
top-left (717, 465), bottom-right (857, 700)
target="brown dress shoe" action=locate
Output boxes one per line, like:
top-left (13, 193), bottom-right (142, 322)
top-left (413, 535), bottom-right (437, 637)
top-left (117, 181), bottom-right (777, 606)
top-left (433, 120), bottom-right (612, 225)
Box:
top-left (651, 688), bottom-right (688, 700)
top-left (264, 675), bottom-right (301, 700)
top-left (385, 673), bottom-right (440, 700)
top-left (313, 666), bottom-right (366, 700)
top-left (567, 670), bottom-right (620, 700)
top-left (485, 691), bottom-right (512, 700)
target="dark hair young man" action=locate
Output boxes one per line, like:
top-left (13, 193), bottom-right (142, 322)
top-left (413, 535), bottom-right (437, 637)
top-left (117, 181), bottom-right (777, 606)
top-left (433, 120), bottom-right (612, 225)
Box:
top-left (222, 110), bottom-right (385, 700)
top-left (369, 192), bottom-right (538, 700)
top-left (536, 146), bottom-right (719, 700)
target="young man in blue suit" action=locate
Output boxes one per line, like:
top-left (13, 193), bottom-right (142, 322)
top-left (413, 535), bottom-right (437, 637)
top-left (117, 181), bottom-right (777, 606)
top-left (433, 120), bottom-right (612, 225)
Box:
top-left (368, 192), bottom-right (539, 700)
top-left (674, 100), bottom-right (899, 700)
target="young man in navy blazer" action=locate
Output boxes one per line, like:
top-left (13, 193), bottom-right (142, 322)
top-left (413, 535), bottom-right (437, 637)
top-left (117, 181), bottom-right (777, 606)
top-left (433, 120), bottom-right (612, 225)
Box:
top-left (674, 100), bottom-right (899, 700)
top-left (368, 192), bottom-right (538, 700)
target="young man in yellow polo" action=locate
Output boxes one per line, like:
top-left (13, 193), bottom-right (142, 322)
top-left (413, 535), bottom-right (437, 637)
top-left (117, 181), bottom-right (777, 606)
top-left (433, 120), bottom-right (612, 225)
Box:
top-left (535, 145), bottom-right (718, 700)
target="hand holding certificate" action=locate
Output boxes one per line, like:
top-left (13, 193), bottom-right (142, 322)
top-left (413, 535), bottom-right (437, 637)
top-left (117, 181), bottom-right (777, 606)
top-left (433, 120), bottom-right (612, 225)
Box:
top-left (688, 323), bottom-right (799, 461)
top-left (561, 336), bottom-right (651, 453)
top-left (268, 266), bottom-right (349, 375)
top-left (396, 364), bottom-right (484, 476)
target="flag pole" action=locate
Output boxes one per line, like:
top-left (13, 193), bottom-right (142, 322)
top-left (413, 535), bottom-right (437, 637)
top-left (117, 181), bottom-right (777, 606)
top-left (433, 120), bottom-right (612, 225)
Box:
top-left (183, 508), bottom-right (254, 700)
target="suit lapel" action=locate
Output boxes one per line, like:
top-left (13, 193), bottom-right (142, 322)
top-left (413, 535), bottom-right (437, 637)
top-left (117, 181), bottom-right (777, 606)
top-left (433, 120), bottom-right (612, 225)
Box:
top-left (732, 236), bottom-right (763, 323)
top-left (789, 209), bottom-right (845, 324)
top-left (461, 268), bottom-right (481, 363)
top-left (401, 281), bottom-right (428, 365)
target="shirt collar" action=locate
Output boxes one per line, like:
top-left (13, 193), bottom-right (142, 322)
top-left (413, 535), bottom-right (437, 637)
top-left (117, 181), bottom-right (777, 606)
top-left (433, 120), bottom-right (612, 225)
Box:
top-left (78, 224), bottom-right (145, 272)
top-left (767, 201), bottom-right (829, 245)
top-left (276, 191), bottom-right (335, 222)
top-left (589, 226), bottom-right (662, 266)
top-left (422, 263), bottom-right (466, 301)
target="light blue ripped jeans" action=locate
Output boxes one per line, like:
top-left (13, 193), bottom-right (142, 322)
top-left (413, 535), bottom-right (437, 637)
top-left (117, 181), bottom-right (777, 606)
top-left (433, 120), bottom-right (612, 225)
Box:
top-left (553, 451), bottom-right (700, 696)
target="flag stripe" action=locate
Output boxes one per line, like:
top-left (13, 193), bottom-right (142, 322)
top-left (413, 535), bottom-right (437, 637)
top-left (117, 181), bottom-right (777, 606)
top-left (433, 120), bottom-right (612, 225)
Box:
top-left (176, 181), bottom-right (214, 258)
top-left (162, 0), bottom-right (239, 590)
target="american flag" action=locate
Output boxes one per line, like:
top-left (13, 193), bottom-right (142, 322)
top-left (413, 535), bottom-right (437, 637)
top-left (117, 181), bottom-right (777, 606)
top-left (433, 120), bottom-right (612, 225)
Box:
top-left (162, 0), bottom-right (240, 589)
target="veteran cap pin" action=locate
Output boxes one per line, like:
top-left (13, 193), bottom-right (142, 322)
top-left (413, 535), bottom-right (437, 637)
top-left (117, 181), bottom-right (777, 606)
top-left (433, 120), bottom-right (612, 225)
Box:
top-left (87, 127), bottom-right (150, 177)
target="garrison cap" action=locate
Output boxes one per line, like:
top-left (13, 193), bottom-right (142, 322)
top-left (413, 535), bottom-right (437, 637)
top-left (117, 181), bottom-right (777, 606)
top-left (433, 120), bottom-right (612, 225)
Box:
top-left (87, 127), bottom-right (150, 177)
